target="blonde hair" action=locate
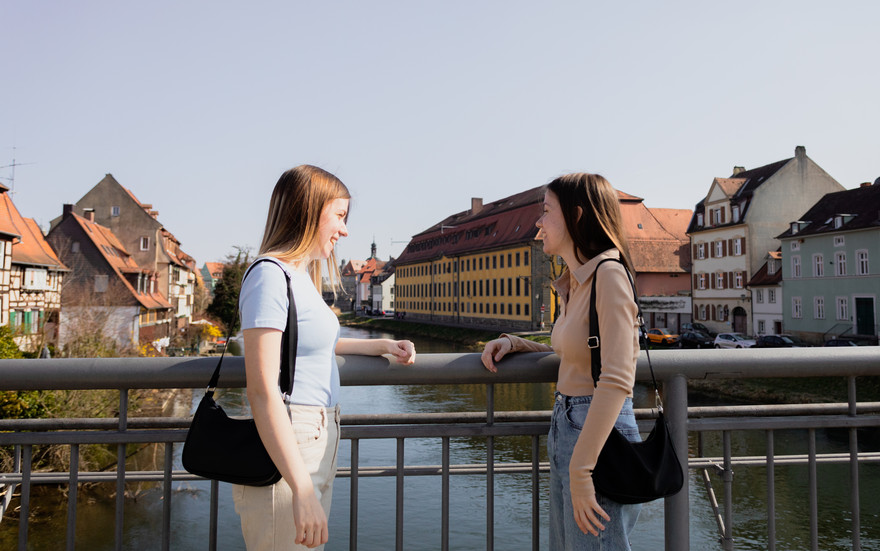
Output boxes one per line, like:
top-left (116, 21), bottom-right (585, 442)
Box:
top-left (259, 165), bottom-right (351, 291)
top-left (546, 173), bottom-right (635, 277)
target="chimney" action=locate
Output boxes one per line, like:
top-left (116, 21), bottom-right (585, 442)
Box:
top-left (732, 166), bottom-right (745, 175)
top-left (861, 182), bottom-right (872, 188)
top-left (471, 197), bottom-right (483, 215)
top-left (83, 208), bottom-right (95, 222)
top-left (63, 204), bottom-right (74, 219)
top-left (795, 145), bottom-right (806, 159)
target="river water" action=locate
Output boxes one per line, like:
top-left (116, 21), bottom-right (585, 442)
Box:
top-left (4, 326), bottom-right (879, 550)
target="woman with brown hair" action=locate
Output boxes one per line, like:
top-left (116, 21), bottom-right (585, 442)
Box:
top-left (234, 165), bottom-right (416, 550)
top-left (481, 173), bottom-right (642, 550)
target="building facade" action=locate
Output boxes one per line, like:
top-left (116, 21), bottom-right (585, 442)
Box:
top-left (747, 251), bottom-right (783, 336)
top-left (777, 181), bottom-right (880, 344)
top-left (0, 185), bottom-right (67, 352)
top-left (688, 146), bottom-right (845, 335)
top-left (49, 174), bottom-right (196, 326)
top-left (47, 206), bottom-right (173, 350)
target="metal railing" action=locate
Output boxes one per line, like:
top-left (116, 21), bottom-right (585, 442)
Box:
top-left (1, 348), bottom-right (879, 550)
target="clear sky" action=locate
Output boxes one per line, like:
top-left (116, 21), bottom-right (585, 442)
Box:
top-left (2, 2), bottom-right (878, 268)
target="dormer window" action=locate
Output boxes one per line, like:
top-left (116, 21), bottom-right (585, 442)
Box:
top-left (834, 216), bottom-right (843, 229)
top-left (696, 213), bottom-right (704, 227)
top-left (790, 222), bottom-right (799, 234)
top-left (731, 205), bottom-right (740, 222)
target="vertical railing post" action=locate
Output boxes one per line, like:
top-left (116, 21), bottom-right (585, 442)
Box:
top-left (486, 383), bottom-right (495, 551)
top-left (442, 436), bottom-right (450, 551)
top-left (848, 376), bottom-right (861, 551)
top-left (350, 438), bottom-right (359, 551)
top-left (664, 373), bottom-right (689, 551)
top-left (67, 443), bottom-right (79, 551)
top-left (115, 389), bottom-right (129, 551)
top-left (162, 443), bottom-right (173, 551)
top-left (721, 431), bottom-right (733, 551)
top-left (766, 431), bottom-right (776, 551)
top-left (18, 445), bottom-right (32, 551)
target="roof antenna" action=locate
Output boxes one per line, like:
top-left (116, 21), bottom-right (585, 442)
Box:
top-left (1, 145), bottom-right (37, 196)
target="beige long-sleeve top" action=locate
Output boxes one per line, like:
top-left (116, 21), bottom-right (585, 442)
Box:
top-left (504, 248), bottom-right (639, 492)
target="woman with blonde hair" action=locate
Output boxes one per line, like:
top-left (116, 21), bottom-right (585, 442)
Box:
top-left (482, 173), bottom-right (642, 550)
top-left (234, 165), bottom-right (416, 550)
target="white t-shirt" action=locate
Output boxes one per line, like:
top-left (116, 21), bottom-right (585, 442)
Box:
top-left (239, 257), bottom-right (340, 407)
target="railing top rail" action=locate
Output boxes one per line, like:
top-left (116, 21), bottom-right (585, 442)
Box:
top-left (0, 348), bottom-right (877, 391)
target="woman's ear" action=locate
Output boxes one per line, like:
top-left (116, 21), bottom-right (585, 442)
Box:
top-left (576, 206), bottom-right (583, 223)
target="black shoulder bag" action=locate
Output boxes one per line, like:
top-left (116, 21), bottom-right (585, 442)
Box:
top-left (587, 257), bottom-right (684, 504)
top-left (182, 258), bottom-right (297, 486)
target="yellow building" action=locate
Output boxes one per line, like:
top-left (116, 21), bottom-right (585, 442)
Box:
top-left (394, 187), bottom-right (559, 331)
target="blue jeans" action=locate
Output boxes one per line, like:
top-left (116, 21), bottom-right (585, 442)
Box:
top-left (548, 392), bottom-right (642, 551)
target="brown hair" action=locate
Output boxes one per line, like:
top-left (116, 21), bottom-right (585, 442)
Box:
top-left (259, 165), bottom-right (350, 290)
top-left (546, 173), bottom-right (635, 276)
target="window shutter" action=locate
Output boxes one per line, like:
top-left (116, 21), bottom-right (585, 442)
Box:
top-left (693, 274), bottom-right (698, 288)
top-left (721, 208), bottom-right (726, 223)
top-left (741, 238), bottom-right (746, 256)
top-left (727, 239), bottom-right (733, 254)
top-left (722, 240), bottom-right (728, 257)
top-left (709, 243), bottom-right (714, 258)
top-left (693, 244), bottom-right (698, 258)
top-left (711, 305), bottom-right (717, 320)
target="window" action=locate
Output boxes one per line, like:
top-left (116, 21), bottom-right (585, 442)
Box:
top-left (94, 275), bottom-right (109, 293)
top-left (24, 268), bottom-right (48, 290)
top-left (697, 243), bottom-right (705, 260)
top-left (524, 251), bottom-right (529, 265)
top-left (734, 272), bottom-right (743, 289)
top-left (140, 237), bottom-right (150, 251)
top-left (499, 255), bottom-right (504, 269)
top-left (835, 252), bottom-right (847, 276)
top-left (834, 235), bottom-right (845, 247)
top-left (733, 238), bottom-right (742, 256)
top-left (516, 252), bottom-right (521, 266)
top-left (697, 274), bottom-right (706, 290)
top-left (712, 208), bottom-right (722, 225)
top-left (792, 297), bottom-right (802, 319)
top-left (758, 320), bottom-right (765, 333)
top-left (814, 297), bottom-right (825, 319)
top-left (715, 241), bottom-right (723, 258)
top-left (716, 273), bottom-right (724, 289)
top-left (767, 259), bottom-right (778, 275)
top-left (756, 289), bottom-right (764, 303)
top-left (857, 250), bottom-right (869, 276)
top-left (697, 213), bottom-right (704, 227)
top-left (834, 216), bottom-right (843, 229)
top-left (813, 254), bottom-right (824, 277)
top-left (71, 241), bottom-right (80, 253)
top-left (731, 205), bottom-right (740, 222)
top-left (836, 297), bottom-right (849, 321)
top-left (699, 305), bottom-right (706, 320)
top-left (791, 241), bottom-right (800, 251)
top-left (791, 256), bottom-right (801, 278)
top-left (768, 289), bottom-right (776, 303)
top-left (111, 206), bottom-right (120, 217)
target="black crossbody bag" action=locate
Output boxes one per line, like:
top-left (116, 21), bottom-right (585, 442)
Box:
top-left (182, 258), bottom-right (297, 486)
top-left (587, 257), bottom-right (684, 504)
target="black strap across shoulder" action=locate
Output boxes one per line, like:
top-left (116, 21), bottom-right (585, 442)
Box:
top-left (206, 257), bottom-right (298, 399)
top-left (588, 257), bottom-right (660, 404)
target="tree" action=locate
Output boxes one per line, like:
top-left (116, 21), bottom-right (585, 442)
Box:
top-left (206, 247), bottom-right (251, 334)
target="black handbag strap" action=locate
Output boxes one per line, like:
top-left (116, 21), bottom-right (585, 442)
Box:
top-left (206, 257), bottom-right (297, 400)
top-left (588, 257), bottom-right (662, 410)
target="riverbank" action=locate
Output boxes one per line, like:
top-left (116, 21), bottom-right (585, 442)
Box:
top-left (338, 314), bottom-right (880, 403)
top-left (337, 313), bottom-right (543, 351)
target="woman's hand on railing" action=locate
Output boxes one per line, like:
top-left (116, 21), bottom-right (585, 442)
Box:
top-left (481, 337), bottom-right (513, 373)
top-left (388, 340), bottom-right (416, 365)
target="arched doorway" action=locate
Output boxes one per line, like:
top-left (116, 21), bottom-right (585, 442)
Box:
top-left (732, 307), bottom-right (748, 334)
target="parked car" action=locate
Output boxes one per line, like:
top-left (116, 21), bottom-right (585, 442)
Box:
top-left (646, 328), bottom-right (679, 346)
top-left (755, 334), bottom-right (809, 348)
top-left (678, 331), bottom-right (715, 349)
top-left (681, 322), bottom-right (717, 337)
top-left (824, 338), bottom-right (859, 347)
top-left (714, 332), bottom-right (756, 349)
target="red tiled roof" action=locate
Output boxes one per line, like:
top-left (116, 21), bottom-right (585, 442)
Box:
top-left (70, 213), bottom-right (172, 310)
top-left (0, 192), bottom-right (66, 269)
top-left (204, 262), bottom-right (225, 279)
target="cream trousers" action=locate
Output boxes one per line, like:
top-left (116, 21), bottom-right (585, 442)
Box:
top-left (233, 404), bottom-right (341, 551)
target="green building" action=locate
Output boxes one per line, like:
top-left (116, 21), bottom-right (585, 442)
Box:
top-left (778, 181), bottom-right (880, 344)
